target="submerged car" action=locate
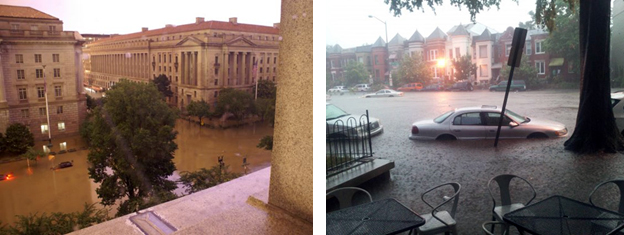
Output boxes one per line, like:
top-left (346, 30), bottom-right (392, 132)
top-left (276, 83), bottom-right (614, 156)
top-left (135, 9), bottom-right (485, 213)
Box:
top-left (489, 80), bottom-right (527, 92)
top-left (612, 92), bottom-right (624, 135)
top-left (0, 173), bottom-right (13, 181)
top-left (409, 105), bottom-right (568, 140)
top-left (326, 103), bottom-right (383, 138)
top-left (364, 89), bottom-right (403, 98)
top-left (421, 84), bottom-right (445, 91)
top-left (446, 81), bottom-right (474, 92)
top-left (397, 83), bottom-right (423, 92)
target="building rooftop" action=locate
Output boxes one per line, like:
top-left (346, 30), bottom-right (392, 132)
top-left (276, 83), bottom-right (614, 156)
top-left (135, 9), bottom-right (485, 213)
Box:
top-left (0, 4), bottom-right (58, 20)
top-left (449, 24), bottom-right (471, 36)
top-left (426, 27), bottom-right (448, 41)
top-left (372, 37), bottom-right (386, 47)
top-left (407, 30), bottom-right (425, 42)
top-left (388, 33), bottom-right (407, 46)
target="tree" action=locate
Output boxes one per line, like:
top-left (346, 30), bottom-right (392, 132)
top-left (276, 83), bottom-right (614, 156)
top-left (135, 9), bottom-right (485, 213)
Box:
top-left (257, 135), bottom-right (273, 150)
top-left (186, 100), bottom-right (211, 125)
top-left (85, 81), bottom-right (178, 216)
top-left (543, 0), bottom-right (580, 78)
top-left (254, 79), bottom-right (277, 99)
top-left (86, 94), bottom-right (98, 111)
top-left (344, 61), bottom-right (369, 87)
top-left (253, 80), bottom-right (277, 125)
top-left (178, 165), bottom-right (241, 194)
top-left (499, 54), bottom-right (539, 89)
top-left (518, 11), bottom-right (537, 30)
top-left (452, 55), bottom-right (477, 81)
top-left (4, 123), bottom-right (34, 155)
top-left (397, 53), bottom-right (431, 86)
top-left (21, 147), bottom-right (46, 168)
top-left (215, 88), bottom-right (254, 121)
top-left (2, 203), bottom-right (108, 234)
top-left (384, 0), bottom-right (622, 154)
top-left (153, 74), bottom-right (173, 99)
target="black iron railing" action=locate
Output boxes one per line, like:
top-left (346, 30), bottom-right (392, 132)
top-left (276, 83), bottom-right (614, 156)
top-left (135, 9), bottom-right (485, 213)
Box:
top-left (326, 110), bottom-right (374, 177)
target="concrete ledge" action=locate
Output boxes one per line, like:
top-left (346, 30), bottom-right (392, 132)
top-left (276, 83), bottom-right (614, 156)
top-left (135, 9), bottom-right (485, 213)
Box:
top-left (326, 158), bottom-right (395, 191)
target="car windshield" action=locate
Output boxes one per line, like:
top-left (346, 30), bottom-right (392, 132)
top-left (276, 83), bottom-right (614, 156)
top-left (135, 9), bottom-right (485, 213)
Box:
top-left (434, 110), bottom-right (454, 123)
top-left (326, 104), bottom-right (350, 120)
top-left (499, 81), bottom-right (508, 85)
top-left (504, 109), bottom-right (529, 123)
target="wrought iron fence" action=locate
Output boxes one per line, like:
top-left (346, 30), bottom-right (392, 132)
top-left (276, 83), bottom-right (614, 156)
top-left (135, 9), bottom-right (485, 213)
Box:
top-left (326, 110), bottom-right (374, 177)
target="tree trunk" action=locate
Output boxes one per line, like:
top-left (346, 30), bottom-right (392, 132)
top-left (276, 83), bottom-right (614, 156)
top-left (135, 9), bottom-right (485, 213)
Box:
top-left (564, 0), bottom-right (624, 153)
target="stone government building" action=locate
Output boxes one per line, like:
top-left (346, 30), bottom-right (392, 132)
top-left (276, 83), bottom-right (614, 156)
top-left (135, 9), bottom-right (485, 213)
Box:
top-left (0, 5), bottom-right (87, 146)
top-left (83, 17), bottom-right (280, 109)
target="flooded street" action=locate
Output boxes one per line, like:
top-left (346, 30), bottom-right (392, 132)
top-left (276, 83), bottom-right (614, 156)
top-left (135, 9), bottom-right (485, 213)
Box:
top-left (0, 119), bottom-right (273, 226)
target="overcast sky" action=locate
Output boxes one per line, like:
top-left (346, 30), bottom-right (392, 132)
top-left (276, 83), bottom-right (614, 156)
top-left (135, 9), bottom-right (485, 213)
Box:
top-left (2, 0), bottom-right (281, 35)
top-left (326, 0), bottom-right (538, 49)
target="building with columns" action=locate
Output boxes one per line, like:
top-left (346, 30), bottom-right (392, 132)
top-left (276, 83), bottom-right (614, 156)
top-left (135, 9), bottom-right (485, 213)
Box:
top-left (83, 17), bottom-right (280, 109)
top-left (0, 5), bottom-right (87, 145)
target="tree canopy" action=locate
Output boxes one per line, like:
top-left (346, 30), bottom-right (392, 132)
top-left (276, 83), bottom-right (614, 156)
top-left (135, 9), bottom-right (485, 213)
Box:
top-left (4, 123), bottom-right (34, 154)
top-left (215, 88), bottom-right (255, 120)
top-left (452, 55), bottom-right (477, 81)
top-left (85, 81), bottom-right (178, 216)
top-left (543, 0), bottom-right (580, 78)
top-left (153, 74), bottom-right (173, 98)
top-left (397, 53), bottom-right (431, 86)
top-left (186, 99), bottom-right (211, 124)
top-left (344, 61), bottom-right (369, 86)
top-left (500, 54), bottom-right (539, 88)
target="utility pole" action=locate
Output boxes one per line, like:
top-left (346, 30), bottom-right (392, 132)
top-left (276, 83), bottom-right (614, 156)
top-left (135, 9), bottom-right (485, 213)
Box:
top-left (43, 65), bottom-right (52, 150)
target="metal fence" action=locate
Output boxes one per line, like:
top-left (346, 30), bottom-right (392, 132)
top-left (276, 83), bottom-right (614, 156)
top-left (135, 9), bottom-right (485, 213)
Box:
top-left (326, 110), bottom-right (374, 177)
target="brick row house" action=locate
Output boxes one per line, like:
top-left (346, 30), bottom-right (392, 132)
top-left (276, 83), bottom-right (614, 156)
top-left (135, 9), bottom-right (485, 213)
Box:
top-left (0, 5), bottom-right (87, 148)
top-left (326, 23), bottom-right (580, 89)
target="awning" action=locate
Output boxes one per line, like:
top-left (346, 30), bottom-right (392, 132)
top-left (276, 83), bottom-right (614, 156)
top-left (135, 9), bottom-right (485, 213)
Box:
top-left (491, 63), bottom-right (503, 69)
top-left (389, 54), bottom-right (397, 59)
top-left (549, 58), bottom-right (564, 67)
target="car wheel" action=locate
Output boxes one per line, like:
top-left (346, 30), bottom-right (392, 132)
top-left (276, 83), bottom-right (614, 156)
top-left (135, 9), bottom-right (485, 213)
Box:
top-left (490, 89), bottom-right (494, 92)
top-left (365, 96), bottom-right (370, 98)
top-left (436, 134), bottom-right (457, 141)
top-left (527, 133), bottom-right (548, 139)
top-left (389, 95), bottom-right (394, 97)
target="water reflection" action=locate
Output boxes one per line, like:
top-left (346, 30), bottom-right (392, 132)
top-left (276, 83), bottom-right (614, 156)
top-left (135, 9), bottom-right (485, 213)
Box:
top-left (0, 119), bottom-right (273, 226)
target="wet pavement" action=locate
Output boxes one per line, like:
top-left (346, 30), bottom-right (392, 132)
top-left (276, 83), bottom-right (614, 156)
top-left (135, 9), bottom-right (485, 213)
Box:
top-left (327, 89), bottom-right (624, 234)
top-left (0, 119), bottom-right (273, 226)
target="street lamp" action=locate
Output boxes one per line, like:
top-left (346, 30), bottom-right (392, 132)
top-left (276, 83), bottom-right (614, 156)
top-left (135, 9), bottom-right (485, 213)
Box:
top-left (368, 15), bottom-right (390, 86)
top-left (42, 65), bottom-right (52, 150)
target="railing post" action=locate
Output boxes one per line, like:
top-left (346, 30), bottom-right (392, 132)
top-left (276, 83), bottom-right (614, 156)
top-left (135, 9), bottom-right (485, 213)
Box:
top-left (366, 110), bottom-right (372, 157)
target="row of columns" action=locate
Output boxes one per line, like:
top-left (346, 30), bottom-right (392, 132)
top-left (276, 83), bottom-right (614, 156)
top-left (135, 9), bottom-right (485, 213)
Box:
top-left (180, 51), bottom-right (198, 86)
top-left (225, 51), bottom-right (254, 86)
top-left (91, 53), bottom-right (149, 79)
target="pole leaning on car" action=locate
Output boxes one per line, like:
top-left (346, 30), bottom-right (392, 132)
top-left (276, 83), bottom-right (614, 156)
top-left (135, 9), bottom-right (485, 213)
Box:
top-left (495, 28), bottom-right (527, 147)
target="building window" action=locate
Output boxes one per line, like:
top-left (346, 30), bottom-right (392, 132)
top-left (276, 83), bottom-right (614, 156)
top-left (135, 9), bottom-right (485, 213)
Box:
top-left (15, 54), bottom-right (23, 63)
top-left (260, 68), bottom-right (263, 73)
top-left (58, 122), bottom-right (65, 131)
top-left (536, 61), bottom-right (546, 74)
top-left (53, 54), bottom-right (60, 62)
top-left (36, 69), bottom-right (43, 78)
top-left (214, 79), bottom-right (218, 85)
top-left (11, 24), bottom-right (19, 30)
top-left (41, 124), bottom-right (49, 134)
top-left (17, 70), bottom-right (25, 80)
top-left (20, 109), bottom-right (29, 118)
top-left (60, 142), bottom-right (67, 150)
top-left (39, 107), bottom-right (47, 116)
top-left (54, 68), bottom-right (60, 77)
top-left (449, 49), bottom-right (453, 59)
top-left (35, 54), bottom-right (42, 63)
top-left (525, 42), bottom-right (532, 55)
top-left (535, 40), bottom-right (545, 54)
top-left (55, 86), bottom-right (62, 97)
top-left (479, 45), bottom-right (488, 58)
top-left (272, 76), bottom-right (275, 81)
top-left (274, 57), bottom-right (277, 64)
top-left (49, 26), bottom-right (56, 32)
top-left (18, 88), bottom-right (27, 100)
top-left (214, 91), bottom-right (218, 97)
top-left (455, 48), bottom-right (460, 59)
top-left (273, 67), bottom-right (276, 73)
top-left (37, 87), bottom-right (45, 98)
top-left (432, 67), bottom-right (438, 78)
top-left (428, 50), bottom-right (437, 61)
top-left (505, 43), bottom-right (512, 56)
top-left (57, 105), bottom-right (63, 114)
top-left (164, 66), bottom-right (166, 72)
top-left (480, 64), bottom-right (489, 77)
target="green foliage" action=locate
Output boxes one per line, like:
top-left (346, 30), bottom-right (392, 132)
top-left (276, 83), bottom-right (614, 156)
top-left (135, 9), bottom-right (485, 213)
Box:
top-left (396, 53), bottom-right (431, 87)
top-left (452, 55), bottom-right (477, 81)
top-left (85, 81), bottom-right (178, 217)
top-left (4, 123), bottom-right (34, 155)
top-left (500, 54), bottom-right (539, 89)
top-left (255, 98), bottom-right (276, 126)
top-left (153, 74), bottom-right (173, 98)
top-left (254, 79), bottom-right (277, 100)
top-left (215, 88), bottom-right (255, 121)
top-left (85, 94), bottom-right (101, 111)
top-left (344, 61), bottom-right (369, 87)
top-left (186, 100), bottom-right (212, 124)
top-left (256, 135), bottom-right (273, 150)
top-left (543, 0), bottom-right (580, 78)
top-left (1, 203), bottom-right (109, 235)
top-left (20, 147), bottom-right (45, 166)
top-left (79, 118), bottom-right (93, 146)
top-left (178, 165), bottom-right (241, 194)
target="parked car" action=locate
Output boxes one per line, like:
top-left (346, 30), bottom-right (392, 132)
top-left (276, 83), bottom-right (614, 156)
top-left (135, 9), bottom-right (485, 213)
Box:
top-left (364, 89), bottom-right (403, 98)
top-left (397, 83), bottom-right (423, 92)
top-left (0, 173), bottom-right (13, 181)
top-left (489, 80), bottom-right (527, 91)
top-left (353, 84), bottom-right (371, 92)
top-left (421, 84), bottom-right (445, 91)
top-left (611, 92), bottom-right (624, 135)
top-left (409, 105), bottom-right (568, 140)
top-left (52, 161), bottom-right (73, 170)
top-left (328, 86), bottom-right (348, 94)
top-left (446, 81), bottom-right (474, 91)
top-left (326, 103), bottom-right (383, 138)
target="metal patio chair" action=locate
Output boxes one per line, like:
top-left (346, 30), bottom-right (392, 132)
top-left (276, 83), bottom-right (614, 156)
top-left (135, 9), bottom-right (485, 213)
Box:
top-left (487, 174), bottom-right (536, 234)
top-left (413, 182), bottom-right (461, 235)
top-left (326, 187), bottom-right (372, 211)
top-left (588, 179), bottom-right (624, 234)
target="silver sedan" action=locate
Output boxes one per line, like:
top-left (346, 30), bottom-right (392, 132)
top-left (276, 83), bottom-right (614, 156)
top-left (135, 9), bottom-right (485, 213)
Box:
top-left (409, 105), bottom-right (568, 140)
top-left (365, 89), bottom-right (403, 98)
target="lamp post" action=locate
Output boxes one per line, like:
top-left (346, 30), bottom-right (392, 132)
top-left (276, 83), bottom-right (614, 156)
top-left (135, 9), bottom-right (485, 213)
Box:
top-left (368, 15), bottom-right (389, 86)
top-left (42, 65), bottom-right (52, 150)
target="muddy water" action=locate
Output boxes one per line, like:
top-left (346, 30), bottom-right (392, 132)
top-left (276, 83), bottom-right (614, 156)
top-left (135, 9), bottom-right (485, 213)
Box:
top-left (0, 119), bottom-right (273, 226)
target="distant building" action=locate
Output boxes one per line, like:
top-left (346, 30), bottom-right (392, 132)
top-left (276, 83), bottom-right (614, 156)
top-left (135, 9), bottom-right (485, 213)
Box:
top-left (0, 4), bottom-right (87, 145)
top-left (83, 17), bottom-right (280, 109)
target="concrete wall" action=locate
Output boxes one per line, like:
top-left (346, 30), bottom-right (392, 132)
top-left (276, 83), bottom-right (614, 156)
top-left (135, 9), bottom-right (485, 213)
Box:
top-left (268, 0), bottom-right (313, 223)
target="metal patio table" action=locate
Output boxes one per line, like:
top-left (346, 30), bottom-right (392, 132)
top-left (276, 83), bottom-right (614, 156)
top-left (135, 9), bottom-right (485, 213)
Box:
top-left (326, 198), bottom-right (425, 235)
top-left (503, 195), bottom-right (624, 235)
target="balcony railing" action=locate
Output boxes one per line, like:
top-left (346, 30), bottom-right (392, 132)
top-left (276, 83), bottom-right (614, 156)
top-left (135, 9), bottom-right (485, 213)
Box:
top-left (326, 111), bottom-right (374, 177)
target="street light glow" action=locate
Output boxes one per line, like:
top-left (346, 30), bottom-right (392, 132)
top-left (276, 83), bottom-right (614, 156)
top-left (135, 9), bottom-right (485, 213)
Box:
top-left (437, 59), bottom-right (446, 68)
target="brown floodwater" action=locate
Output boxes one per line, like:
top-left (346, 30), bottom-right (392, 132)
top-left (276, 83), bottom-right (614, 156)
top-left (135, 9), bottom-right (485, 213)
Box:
top-left (0, 119), bottom-right (273, 226)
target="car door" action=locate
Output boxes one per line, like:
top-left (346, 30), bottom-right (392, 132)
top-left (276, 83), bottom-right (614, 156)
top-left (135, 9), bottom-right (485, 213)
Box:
top-left (483, 112), bottom-right (517, 139)
top-left (450, 112), bottom-right (486, 139)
